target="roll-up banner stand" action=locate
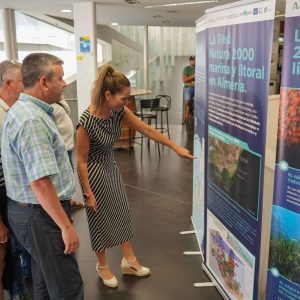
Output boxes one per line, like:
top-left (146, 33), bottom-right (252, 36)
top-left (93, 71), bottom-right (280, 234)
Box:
top-left (266, 1), bottom-right (300, 299)
top-left (193, 16), bottom-right (207, 261)
top-left (197, 0), bottom-right (275, 299)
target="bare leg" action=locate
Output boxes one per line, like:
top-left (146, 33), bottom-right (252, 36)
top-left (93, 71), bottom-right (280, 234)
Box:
top-left (183, 102), bottom-right (191, 125)
top-left (121, 241), bottom-right (150, 276)
top-left (182, 102), bottom-right (187, 124)
top-left (0, 244), bottom-right (6, 300)
top-left (121, 241), bottom-right (142, 270)
top-left (95, 251), bottom-right (114, 280)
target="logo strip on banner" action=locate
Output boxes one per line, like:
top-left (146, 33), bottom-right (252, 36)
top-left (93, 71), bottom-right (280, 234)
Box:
top-left (266, 1), bottom-right (300, 299)
top-left (206, 0), bottom-right (275, 28)
top-left (203, 0), bottom-right (275, 299)
top-left (193, 15), bottom-right (207, 261)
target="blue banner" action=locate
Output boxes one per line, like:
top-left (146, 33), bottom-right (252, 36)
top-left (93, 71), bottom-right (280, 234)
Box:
top-left (204, 1), bottom-right (275, 299)
top-left (193, 17), bottom-right (207, 259)
top-left (266, 1), bottom-right (300, 299)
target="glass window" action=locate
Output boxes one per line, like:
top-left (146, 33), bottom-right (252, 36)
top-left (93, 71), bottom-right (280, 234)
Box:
top-left (0, 11), bottom-right (103, 79)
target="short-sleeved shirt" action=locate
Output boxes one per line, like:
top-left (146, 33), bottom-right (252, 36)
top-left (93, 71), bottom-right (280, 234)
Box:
top-left (52, 100), bottom-right (74, 151)
top-left (182, 65), bottom-right (195, 88)
top-left (1, 93), bottom-right (75, 204)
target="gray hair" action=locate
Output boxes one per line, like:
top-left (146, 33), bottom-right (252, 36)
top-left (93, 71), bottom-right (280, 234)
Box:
top-left (0, 59), bottom-right (22, 86)
top-left (21, 53), bottom-right (64, 88)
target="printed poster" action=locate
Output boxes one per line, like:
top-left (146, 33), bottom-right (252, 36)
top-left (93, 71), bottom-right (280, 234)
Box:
top-left (80, 36), bottom-right (91, 53)
top-left (266, 1), bottom-right (300, 299)
top-left (193, 16), bottom-right (207, 259)
top-left (205, 1), bottom-right (275, 299)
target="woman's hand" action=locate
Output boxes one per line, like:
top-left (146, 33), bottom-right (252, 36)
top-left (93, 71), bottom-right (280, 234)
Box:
top-left (0, 221), bottom-right (9, 244)
top-left (175, 147), bottom-right (195, 160)
top-left (85, 195), bottom-right (97, 213)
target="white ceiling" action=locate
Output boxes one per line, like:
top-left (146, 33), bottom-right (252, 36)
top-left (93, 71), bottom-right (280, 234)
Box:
top-left (0, 0), bottom-right (286, 27)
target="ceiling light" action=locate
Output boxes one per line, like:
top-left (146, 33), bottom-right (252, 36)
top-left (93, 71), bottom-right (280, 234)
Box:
top-left (61, 9), bottom-right (72, 13)
top-left (111, 22), bottom-right (119, 25)
top-left (145, 1), bottom-right (218, 8)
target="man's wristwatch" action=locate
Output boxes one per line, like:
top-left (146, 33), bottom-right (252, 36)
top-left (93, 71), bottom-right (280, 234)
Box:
top-left (83, 191), bottom-right (93, 199)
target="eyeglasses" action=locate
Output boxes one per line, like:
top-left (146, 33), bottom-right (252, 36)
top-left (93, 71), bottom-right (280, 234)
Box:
top-left (0, 59), bottom-right (21, 86)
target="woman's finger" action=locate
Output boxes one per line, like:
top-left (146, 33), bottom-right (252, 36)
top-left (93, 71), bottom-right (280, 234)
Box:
top-left (92, 205), bottom-right (97, 213)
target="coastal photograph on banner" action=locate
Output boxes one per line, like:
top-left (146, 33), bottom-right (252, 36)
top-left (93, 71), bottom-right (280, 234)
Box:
top-left (268, 206), bottom-right (300, 285)
top-left (208, 134), bottom-right (260, 218)
top-left (207, 211), bottom-right (255, 300)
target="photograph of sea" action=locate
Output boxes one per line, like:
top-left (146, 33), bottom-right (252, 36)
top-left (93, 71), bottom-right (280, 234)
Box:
top-left (268, 205), bottom-right (300, 284)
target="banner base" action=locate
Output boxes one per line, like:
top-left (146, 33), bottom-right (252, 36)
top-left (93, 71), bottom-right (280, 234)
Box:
top-left (183, 251), bottom-right (202, 255)
top-left (202, 263), bottom-right (230, 300)
top-left (179, 230), bottom-right (195, 235)
top-left (191, 217), bottom-right (205, 261)
top-left (193, 282), bottom-right (215, 288)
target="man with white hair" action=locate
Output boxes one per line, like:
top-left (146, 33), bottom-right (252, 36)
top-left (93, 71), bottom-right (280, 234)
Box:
top-left (0, 60), bottom-right (29, 300)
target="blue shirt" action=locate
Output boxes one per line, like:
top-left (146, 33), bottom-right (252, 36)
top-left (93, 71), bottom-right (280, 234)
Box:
top-left (1, 93), bottom-right (75, 204)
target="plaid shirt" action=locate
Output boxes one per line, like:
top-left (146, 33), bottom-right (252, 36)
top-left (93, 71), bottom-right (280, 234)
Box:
top-left (1, 93), bottom-right (75, 204)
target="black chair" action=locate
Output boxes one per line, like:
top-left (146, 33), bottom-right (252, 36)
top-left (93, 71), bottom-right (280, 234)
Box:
top-left (152, 95), bottom-right (171, 139)
top-left (134, 98), bottom-right (160, 159)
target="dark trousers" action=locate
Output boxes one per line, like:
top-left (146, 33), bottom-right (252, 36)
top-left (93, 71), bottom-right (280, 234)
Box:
top-left (0, 185), bottom-right (29, 297)
top-left (8, 232), bottom-right (26, 296)
top-left (7, 199), bottom-right (84, 300)
top-left (0, 185), bottom-right (13, 291)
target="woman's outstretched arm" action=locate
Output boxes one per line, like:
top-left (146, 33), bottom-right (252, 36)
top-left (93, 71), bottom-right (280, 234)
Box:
top-left (123, 107), bottom-right (194, 160)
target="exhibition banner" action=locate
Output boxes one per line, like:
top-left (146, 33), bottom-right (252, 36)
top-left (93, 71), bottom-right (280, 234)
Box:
top-left (205, 1), bottom-right (275, 299)
top-left (193, 16), bottom-right (207, 259)
top-left (266, 1), bottom-right (300, 299)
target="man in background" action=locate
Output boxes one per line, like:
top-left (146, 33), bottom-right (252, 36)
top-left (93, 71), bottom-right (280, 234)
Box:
top-left (52, 97), bottom-right (84, 211)
top-left (182, 55), bottom-right (195, 124)
top-left (0, 59), bottom-right (30, 300)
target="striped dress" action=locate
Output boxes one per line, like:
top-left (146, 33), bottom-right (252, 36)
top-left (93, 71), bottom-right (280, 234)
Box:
top-left (77, 108), bottom-right (133, 252)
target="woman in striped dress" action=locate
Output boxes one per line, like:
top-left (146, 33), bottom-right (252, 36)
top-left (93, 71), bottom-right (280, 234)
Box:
top-left (77, 64), bottom-right (194, 288)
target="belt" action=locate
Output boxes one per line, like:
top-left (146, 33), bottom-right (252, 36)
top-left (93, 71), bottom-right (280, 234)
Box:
top-left (16, 202), bottom-right (38, 208)
top-left (13, 200), bottom-right (70, 208)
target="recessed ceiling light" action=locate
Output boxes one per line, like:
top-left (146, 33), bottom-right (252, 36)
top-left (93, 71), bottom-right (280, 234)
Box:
top-left (145, 1), bottom-right (218, 8)
top-left (111, 22), bottom-right (119, 26)
top-left (61, 9), bottom-right (72, 13)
